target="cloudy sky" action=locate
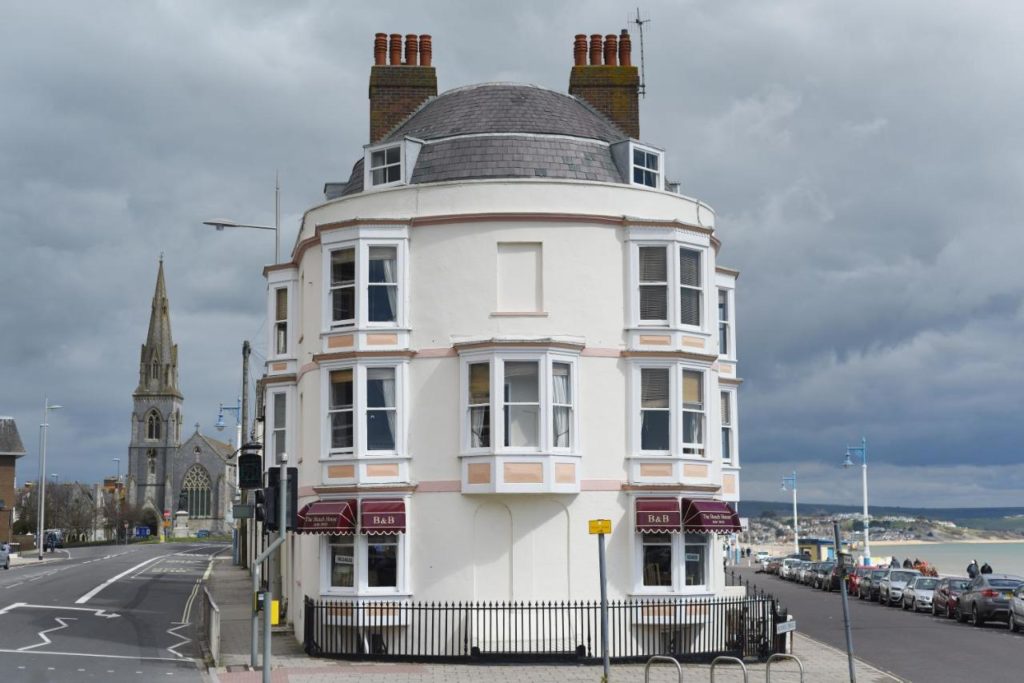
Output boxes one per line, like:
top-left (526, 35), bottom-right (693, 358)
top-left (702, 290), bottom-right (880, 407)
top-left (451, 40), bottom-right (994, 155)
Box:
top-left (2, 1), bottom-right (1021, 507)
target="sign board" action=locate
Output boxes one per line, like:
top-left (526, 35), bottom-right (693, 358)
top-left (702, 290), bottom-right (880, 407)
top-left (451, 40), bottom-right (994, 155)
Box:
top-left (776, 620), bottom-right (797, 635)
top-left (163, 520), bottom-right (172, 528)
top-left (163, 509), bottom-right (171, 520)
top-left (238, 444), bottom-right (263, 490)
top-left (839, 552), bottom-right (855, 568)
top-left (233, 503), bottom-right (254, 519)
top-left (135, 526), bottom-right (150, 538)
top-left (588, 519), bottom-right (612, 535)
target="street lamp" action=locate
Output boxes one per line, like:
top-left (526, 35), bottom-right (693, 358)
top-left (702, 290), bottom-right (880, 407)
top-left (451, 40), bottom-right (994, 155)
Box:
top-left (113, 457), bottom-right (121, 544)
top-left (37, 398), bottom-right (63, 560)
top-left (216, 397), bottom-right (243, 450)
top-left (780, 470), bottom-right (799, 556)
top-left (203, 175), bottom-right (281, 264)
top-left (843, 437), bottom-right (870, 562)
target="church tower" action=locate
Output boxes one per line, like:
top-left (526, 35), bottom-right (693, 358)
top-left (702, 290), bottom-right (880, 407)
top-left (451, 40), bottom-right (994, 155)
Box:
top-left (127, 258), bottom-right (183, 522)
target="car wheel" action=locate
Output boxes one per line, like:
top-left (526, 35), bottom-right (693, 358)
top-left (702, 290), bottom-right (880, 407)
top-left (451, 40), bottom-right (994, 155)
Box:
top-left (973, 605), bottom-right (983, 627)
top-left (931, 602), bottom-right (938, 616)
top-left (955, 605), bottom-right (967, 623)
top-left (1009, 614), bottom-right (1017, 633)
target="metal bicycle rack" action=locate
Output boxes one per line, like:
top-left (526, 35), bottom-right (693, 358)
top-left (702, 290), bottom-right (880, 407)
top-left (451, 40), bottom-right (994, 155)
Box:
top-left (710, 655), bottom-right (748, 682)
top-left (644, 655), bottom-right (683, 682)
top-left (766, 653), bottom-right (805, 682)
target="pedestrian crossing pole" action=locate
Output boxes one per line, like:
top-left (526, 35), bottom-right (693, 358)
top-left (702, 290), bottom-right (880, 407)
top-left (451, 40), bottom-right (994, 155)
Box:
top-left (251, 453), bottom-right (288, 682)
top-left (589, 519), bottom-right (612, 682)
top-left (834, 521), bottom-right (857, 683)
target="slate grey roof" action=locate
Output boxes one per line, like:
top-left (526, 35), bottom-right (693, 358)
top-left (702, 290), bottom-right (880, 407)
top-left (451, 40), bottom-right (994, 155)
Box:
top-left (332, 84), bottom-right (635, 198)
top-left (0, 417), bottom-right (27, 458)
top-left (411, 136), bottom-right (622, 184)
top-left (383, 83), bottom-right (627, 143)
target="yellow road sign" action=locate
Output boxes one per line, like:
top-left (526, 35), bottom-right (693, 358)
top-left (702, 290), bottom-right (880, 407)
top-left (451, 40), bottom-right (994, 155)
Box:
top-left (589, 519), bottom-right (611, 535)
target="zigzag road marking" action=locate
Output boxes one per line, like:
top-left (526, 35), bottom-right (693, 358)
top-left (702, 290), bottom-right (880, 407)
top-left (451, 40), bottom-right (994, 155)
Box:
top-left (19, 616), bottom-right (77, 651)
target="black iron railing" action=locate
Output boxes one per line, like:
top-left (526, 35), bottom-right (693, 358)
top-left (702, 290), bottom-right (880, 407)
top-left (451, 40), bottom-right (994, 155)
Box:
top-left (303, 594), bottom-right (787, 664)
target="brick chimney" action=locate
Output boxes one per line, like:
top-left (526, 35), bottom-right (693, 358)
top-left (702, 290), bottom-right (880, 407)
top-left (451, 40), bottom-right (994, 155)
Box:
top-left (368, 32), bottom-right (438, 143)
top-left (568, 30), bottom-right (640, 139)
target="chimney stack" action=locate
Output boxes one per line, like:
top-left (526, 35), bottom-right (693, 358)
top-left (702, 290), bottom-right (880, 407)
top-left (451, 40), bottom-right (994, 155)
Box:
top-left (368, 32), bottom-right (438, 143)
top-left (569, 28), bottom-right (640, 139)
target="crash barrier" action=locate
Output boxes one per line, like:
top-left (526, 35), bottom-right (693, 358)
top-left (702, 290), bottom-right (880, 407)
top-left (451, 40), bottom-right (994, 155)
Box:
top-left (645, 654), bottom-right (683, 682)
top-left (766, 653), bottom-right (805, 682)
top-left (304, 593), bottom-right (788, 664)
top-left (198, 584), bottom-right (221, 665)
top-left (710, 655), bottom-right (748, 681)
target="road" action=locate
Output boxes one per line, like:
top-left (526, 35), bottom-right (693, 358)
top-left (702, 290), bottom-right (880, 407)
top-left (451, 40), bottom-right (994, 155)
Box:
top-left (734, 566), bottom-right (1023, 683)
top-left (0, 542), bottom-right (227, 682)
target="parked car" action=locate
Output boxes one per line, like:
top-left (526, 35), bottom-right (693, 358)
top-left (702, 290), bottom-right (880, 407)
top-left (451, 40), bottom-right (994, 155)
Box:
top-left (0, 542), bottom-right (9, 570)
top-left (879, 569), bottom-right (921, 606)
top-left (799, 562), bottom-right (819, 585)
top-left (765, 558), bottom-right (783, 575)
top-left (859, 568), bottom-right (888, 601)
top-left (196, 529), bottom-right (210, 539)
top-left (822, 563), bottom-right (845, 592)
top-left (755, 550), bottom-right (771, 564)
top-left (956, 574), bottom-right (1024, 626)
top-left (813, 561), bottom-right (836, 589)
top-left (903, 576), bottom-right (940, 612)
top-left (932, 577), bottom-right (971, 618)
top-left (780, 558), bottom-right (801, 580)
top-left (847, 566), bottom-right (872, 595)
top-left (1008, 585), bottom-right (1024, 632)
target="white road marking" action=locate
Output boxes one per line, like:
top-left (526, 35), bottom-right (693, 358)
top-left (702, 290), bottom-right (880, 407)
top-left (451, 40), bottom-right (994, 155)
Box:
top-left (19, 616), bottom-right (77, 651)
top-left (166, 622), bottom-right (192, 658)
top-left (75, 555), bottom-right (166, 604)
top-left (0, 647), bottom-right (196, 663)
top-left (0, 603), bottom-right (120, 618)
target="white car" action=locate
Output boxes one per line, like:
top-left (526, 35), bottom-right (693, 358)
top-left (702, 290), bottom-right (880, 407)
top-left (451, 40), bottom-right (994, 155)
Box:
top-left (903, 576), bottom-right (939, 611)
top-left (755, 551), bottom-right (771, 565)
top-left (780, 558), bottom-right (800, 579)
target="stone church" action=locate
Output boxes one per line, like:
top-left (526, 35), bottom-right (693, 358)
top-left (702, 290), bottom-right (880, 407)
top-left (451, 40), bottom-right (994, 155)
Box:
top-left (126, 259), bottom-right (235, 535)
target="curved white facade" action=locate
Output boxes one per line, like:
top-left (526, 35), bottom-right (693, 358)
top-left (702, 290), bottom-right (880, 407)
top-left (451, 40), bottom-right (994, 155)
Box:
top-left (264, 176), bottom-right (742, 628)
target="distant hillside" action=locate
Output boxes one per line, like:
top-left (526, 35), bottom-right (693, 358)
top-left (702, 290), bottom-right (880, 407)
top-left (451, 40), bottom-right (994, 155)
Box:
top-left (739, 500), bottom-right (1024, 531)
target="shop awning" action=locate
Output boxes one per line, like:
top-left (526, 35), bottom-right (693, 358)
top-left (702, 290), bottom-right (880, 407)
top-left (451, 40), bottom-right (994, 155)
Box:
top-left (635, 498), bottom-right (682, 534)
top-left (681, 499), bottom-right (742, 533)
top-left (296, 500), bottom-right (356, 535)
top-left (361, 499), bottom-right (406, 535)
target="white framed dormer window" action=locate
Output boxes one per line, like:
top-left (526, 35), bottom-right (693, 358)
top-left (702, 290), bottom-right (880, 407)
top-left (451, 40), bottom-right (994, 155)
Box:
top-left (633, 363), bottom-right (709, 458)
top-left (325, 240), bottom-right (406, 330)
top-left (369, 145), bottom-right (402, 187)
top-left (631, 241), bottom-right (708, 330)
top-left (322, 533), bottom-right (406, 596)
top-left (721, 391), bottom-right (734, 462)
top-left (324, 362), bottom-right (405, 458)
top-left (274, 287), bottom-right (288, 355)
top-left (635, 531), bottom-right (709, 594)
top-left (460, 350), bottom-right (579, 455)
top-left (633, 146), bottom-right (662, 188)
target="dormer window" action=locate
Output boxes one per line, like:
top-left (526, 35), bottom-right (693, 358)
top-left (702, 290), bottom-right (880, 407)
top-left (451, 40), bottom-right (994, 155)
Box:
top-left (369, 145), bottom-right (402, 186)
top-left (633, 147), bottom-right (661, 188)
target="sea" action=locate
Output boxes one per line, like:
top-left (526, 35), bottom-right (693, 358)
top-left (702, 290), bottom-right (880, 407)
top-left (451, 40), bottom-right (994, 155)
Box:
top-left (871, 542), bottom-right (1024, 576)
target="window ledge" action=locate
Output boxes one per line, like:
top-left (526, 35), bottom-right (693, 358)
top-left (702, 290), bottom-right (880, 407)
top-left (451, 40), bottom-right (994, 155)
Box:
top-left (489, 311), bottom-right (549, 318)
top-left (628, 589), bottom-right (713, 599)
top-left (320, 592), bottom-right (413, 600)
top-left (320, 454), bottom-right (412, 463)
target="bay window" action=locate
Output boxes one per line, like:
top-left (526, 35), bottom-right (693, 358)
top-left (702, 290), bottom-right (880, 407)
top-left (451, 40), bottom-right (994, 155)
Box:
top-left (325, 363), bottom-right (404, 457)
top-left (634, 530), bottom-right (710, 593)
top-left (634, 364), bottom-right (708, 457)
top-left (325, 240), bottom-right (405, 329)
top-left (632, 241), bottom-right (708, 329)
top-left (462, 351), bottom-right (578, 454)
top-left (325, 534), bottom-right (403, 594)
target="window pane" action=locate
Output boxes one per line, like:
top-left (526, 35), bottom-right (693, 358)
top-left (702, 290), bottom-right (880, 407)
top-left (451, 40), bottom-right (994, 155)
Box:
top-left (684, 533), bottom-right (706, 585)
top-left (643, 534), bottom-right (673, 587)
top-left (640, 286), bottom-right (668, 320)
top-left (330, 539), bottom-right (355, 588)
top-left (719, 322), bottom-right (728, 355)
top-left (274, 394), bottom-right (286, 429)
top-left (333, 288), bottom-right (354, 322)
top-left (330, 370), bottom-right (353, 408)
top-left (722, 426), bottom-right (732, 460)
top-left (470, 406), bottom-right (490, 447)
top-left (369, 247), bottom-right (397, 283)
top-left (366, 368), bottom-right (395, 408)
top-left (386, 165), bottom-right (401, 183)
top-left (371, 150), bottom-right (385, 167)
top-left (368, 284), bottom-right (396, 322)
top-left (718, 289), bottom-right (728, 321)
top-left (469, 363), bottom-right (490, 404)
top-left (683, 412), bottom-right (703, 445)
top-left (504, 362), bottom-right (539, 402)
top-left (641, 369), bottom-right (669, 408)
top-left (331, 249), bottom-right (355, 286)
top-left (679, 250), bottom-right (700, 287)
top-left (680, 288), bottom-right (700, 326)
top-left (641, 411), bottom-right (670, 451)
top-left (633, 148), bottom-right (644, 166)
top-left (720, 393), bottom-right (730, 425)
top-left (645, 152), bottom-right (658, 171)
top-left (331, 412), bottom-right (353, 449)
top-left (366, 410), bottom-right (396, 450)
top-left (683, 371), bottom-right (703, 409)
top-left (553, 407), bottom-right (571, 447)
top-left (639, 247), bottom-right (667, 282)
top-left (276, 322), bottom-right (287, 354)
top-left (505, 405), bottom-right (539, 447)
top-left (385, 146), bottom-right (400, 164)
top-left (552, 363), bottom-right (571, 403)
top-left (367, 540), bottom-right (398, 587)
top-left (275, 288), bottom-right (287, 320)
top-left (274, 429), bottom-right (286, 459)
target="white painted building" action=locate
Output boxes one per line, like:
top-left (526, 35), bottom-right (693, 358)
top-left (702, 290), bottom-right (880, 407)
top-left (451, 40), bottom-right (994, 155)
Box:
top-left (262, 32), bottom-right (744, 636)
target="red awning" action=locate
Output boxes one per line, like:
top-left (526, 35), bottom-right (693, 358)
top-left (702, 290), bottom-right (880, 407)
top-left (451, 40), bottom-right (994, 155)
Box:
top-left (681, 499), bottom-right (742, 533)
top-left (361, 499), bottom-right (406, 535)
top-left (296, 500), bottom-right (356, 535)
top-left (635, 498), bottom-right (682, 534)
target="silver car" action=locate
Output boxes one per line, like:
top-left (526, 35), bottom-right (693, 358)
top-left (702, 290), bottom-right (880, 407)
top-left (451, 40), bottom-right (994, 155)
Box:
top-left (0, 542), bottom-right (10, 570)
top-left (903, 576), bottom-right (939, 612)
top-left (879, 568), bottom-right (921, 606)
top-left (1009, 585), bottom-right (1024, 632)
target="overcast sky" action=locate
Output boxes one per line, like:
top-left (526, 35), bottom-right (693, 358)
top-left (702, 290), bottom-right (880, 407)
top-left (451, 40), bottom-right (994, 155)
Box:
top-left (2, 1), bottom-right (1022, 508)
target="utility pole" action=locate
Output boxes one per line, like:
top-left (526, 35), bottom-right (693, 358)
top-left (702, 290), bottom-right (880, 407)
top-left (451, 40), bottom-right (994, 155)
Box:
top-left (834, 521), bottom-right (857, 682)
top-left (252, 454), bottom-right (287, 681)
top-left (241, 341), bottom-right (251, 570)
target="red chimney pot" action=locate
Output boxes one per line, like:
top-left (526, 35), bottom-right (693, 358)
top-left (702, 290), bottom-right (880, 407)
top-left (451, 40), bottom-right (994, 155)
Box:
top-left (619, 29), bottom-right (632, 66)
top-left (405, 34), bottom-right (418, 65)
top-left (589, 34), bottom-right (603, 65)
top-left (374, 33), bottom-right (387, 66)
top-left (419, 34), bottom-right (432, 67)
top-left (604, 34), bottom-right (618, 66)
top-left (573, 34), bottom-right (587, 67)
top-left (389, 33), bottom-right (401, 65)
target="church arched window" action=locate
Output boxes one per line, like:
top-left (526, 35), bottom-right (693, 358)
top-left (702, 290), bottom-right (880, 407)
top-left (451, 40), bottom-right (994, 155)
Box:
top-left (147, 449), bottom-right (156, 476)
top-left (181, 465), bottom-right (212, 518)
top-left (146, 411), bottom-right (161, 440)
top-left (151, 359), bottom-right (159, 381)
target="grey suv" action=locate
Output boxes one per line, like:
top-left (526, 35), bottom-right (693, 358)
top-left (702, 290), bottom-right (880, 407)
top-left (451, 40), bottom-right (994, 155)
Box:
top-left (956, 574), bottom-right (1024, 626)
top-left (879, 569), bottom-right (921, 606)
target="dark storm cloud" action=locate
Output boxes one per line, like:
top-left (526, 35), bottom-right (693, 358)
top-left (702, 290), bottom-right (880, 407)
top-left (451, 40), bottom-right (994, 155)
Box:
top-left (1, 1), bottom-right (1020, 506)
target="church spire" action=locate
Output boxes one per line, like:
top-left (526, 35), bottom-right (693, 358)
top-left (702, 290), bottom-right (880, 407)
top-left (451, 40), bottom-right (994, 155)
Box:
top-left (135, 257), bottom-right (181, 397)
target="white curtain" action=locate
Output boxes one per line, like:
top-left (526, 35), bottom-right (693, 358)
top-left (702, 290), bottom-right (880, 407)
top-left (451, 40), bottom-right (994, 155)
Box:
top-left (368, 367), bottom-right (396, 447)
top-left (382, 253), bottom-right (397, 319)
top-left (470, 407), bottom-right (488, 447)
top-left (552, 364), bottom-right (571, 447)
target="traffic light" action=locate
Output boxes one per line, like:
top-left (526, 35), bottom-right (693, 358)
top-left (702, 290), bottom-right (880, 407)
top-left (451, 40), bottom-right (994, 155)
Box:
top-left (264, 469), bottom-right (278, 532)
top-left (262, 467), bottom-right (297, 533)
top-left (254, 489), bottom-right (266, 523)
top-left (238, 442), bottom-right (263, 490)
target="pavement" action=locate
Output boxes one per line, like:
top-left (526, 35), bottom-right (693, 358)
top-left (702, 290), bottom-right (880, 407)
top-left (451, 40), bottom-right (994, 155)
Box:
top-left (206, 560), bottom-right (901, 682)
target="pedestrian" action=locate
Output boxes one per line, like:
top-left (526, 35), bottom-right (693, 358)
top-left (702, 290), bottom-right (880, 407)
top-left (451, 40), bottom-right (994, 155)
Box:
top-left (902, 558), bottom-right (913, 568)
top-left (966, 559), bottom-right (979, 578)
top-left (980, 562), bottom-right (993, 574)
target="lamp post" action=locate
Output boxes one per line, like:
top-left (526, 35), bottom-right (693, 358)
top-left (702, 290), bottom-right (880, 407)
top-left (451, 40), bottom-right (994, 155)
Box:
top-left (37, 398), bottom-right (63, 560)
top-left (780, 470), bottom-right (798, 556)
top-left (113, 457), bottom-right (121, 544)
top-left (843, 437), bottom-right (870, 562)
top-left (216, 397), bottom-right (243, 450)
top-left (203, 175), bottom-right (281, 264)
